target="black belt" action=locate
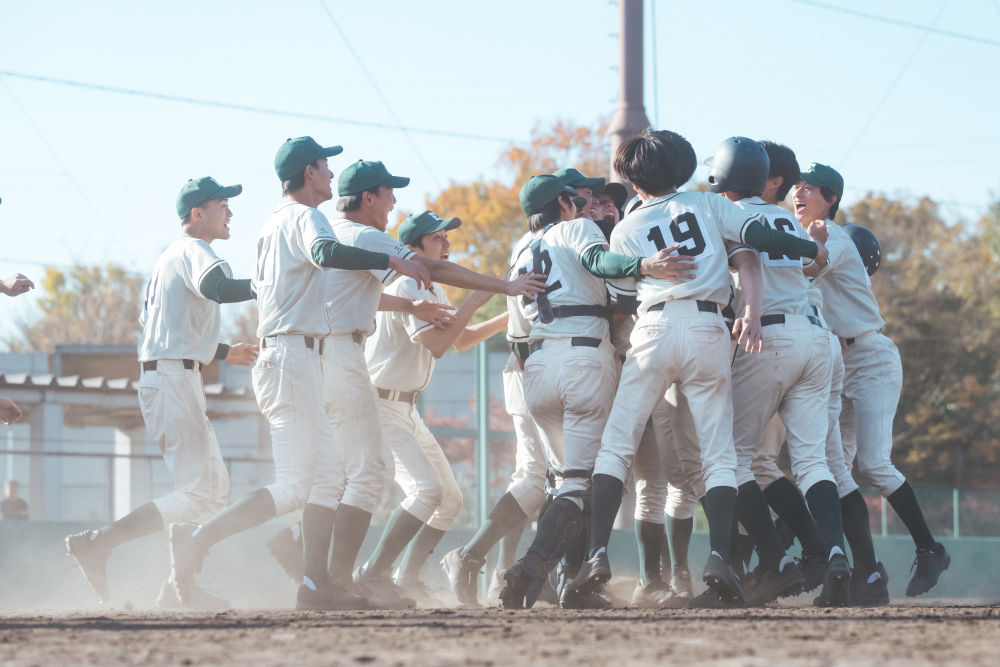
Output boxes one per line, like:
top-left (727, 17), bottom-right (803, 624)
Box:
top-left (142, 359), bottom-right (199, 372)
top-left (377, 387), bottom-right (420, 404)
top-left (549, 305), bottom-right (613, 320)
top-left (845, 329), bottom-right (882, 345)
top-left (760, 314), bottom-right (821, 327)
top-left (528, 337), bottom-right (602, 355)
top-left (648, 300), bottom-right (718, 314)
top-left (260, 333), bottom-right (363, 353)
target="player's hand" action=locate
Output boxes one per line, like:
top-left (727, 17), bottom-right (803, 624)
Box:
top-left (226, 343), bottom-right (259, 367)
top-left (0, 273), bottom-right (34, 297)
top-left (640, 245), bottom-right (696, 283)
top-left (390, 256), bottom-right (432, 290)
top-left (0, 396), bottom-right (23, 424)
top-left (807, 220), bottom-right (828, 244)
top-left (412, 300), bottom-right (456, 329)
top-left (732, 313), bottom-right (763, 354)
top-left (505, 272), bottom-right (548, 298)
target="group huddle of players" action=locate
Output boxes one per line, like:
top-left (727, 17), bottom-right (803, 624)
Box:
top-left (64, 130), bottom-right (950, 612)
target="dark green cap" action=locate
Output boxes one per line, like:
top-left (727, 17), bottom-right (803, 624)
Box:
top-left (553, 167), bottom-right (605, 193)
top-left (176, 176), bottom-right (242, 219)
top-left (338, 160), bottom-right (410, 196)
top-left (519, 175), bottom-right (576, 216)
top-left (398, 210), bottom-right (462, 246)
top-left (800, 162), bottom-right (844, 200)
top-left (274, 136), bottom-right (343, 181)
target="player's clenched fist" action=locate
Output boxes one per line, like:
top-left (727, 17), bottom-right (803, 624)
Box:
top-left (640, 244), bottom-right (697, 283)
top-left (225, 343), bottom-right (259, 367)
top-left (0, 273), bottom-right (34, 297)
top-left (504, 272), bottom-right (547, 297)
top-left (0, 396), bottom-right (22, 424)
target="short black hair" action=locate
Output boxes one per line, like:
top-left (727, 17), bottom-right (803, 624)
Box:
top-left (281, 158), bottom-right (322, 196)
top-left (820, 186), bottom-right (840, 219)
top-left (407, 236), bottom-right (425, 250)
top-left (759, 141), bottom-right (800, 202)
top-left (526, 192), bottom-right (571, 232)
top-left (613, 130), bottom-right (680, 196)
top-left (336, 187), bottom-right (381, 212)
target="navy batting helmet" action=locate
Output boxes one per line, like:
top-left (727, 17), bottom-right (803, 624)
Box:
top-left (843, 223), bottom-right (882, 276)
top-left (707, 137), bottom-right (770, 196)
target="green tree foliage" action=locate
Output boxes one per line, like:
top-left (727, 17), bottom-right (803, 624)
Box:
top-left (4, 264), bottom-right (145, 352)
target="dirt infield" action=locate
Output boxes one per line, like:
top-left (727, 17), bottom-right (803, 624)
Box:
top-left (0, 604), bottom-right (997, 666)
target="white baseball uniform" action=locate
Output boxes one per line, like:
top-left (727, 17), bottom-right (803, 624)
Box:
top-left (310, 217), bottom-right (414, 514)
top-left (138, 235), bottom-right (231, 524)
top-left (814, 221), bottom-right (906, 497)
top-left (365, 277), bottom-right (462, 531)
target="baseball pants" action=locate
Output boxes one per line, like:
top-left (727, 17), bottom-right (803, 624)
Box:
top-left (633, 421), bottom-right (669, 524)
top-left (840, 331), bottom-right (907, 496)
top-left (502, 354), bottom-right (549, 517)
top-left (253, 335), bottom-right (337, 516)
top-left (522, 338), bottom-right (618, 499)
top-left (139, 360), bottom-right (229, 524)
top-left (594, 301), bottom-right (738, 492)
top-left (378, 398), bottom-right (463, 531)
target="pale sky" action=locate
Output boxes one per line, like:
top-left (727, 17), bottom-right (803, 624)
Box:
top-left (1, 0), bottom-right (998, 340)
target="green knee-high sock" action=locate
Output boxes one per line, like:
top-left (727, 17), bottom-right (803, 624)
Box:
top-left (302, 503), bottom-right (336, 586)
top-left (97, 502), bottom-right (163, 550)
top-left (398, 524), bottom-right (447, 582)
top-left (328, 504), bottom-right (373, 586)
top-left (635, 519), bottom-right (666, 585)
top-left (667, 515), bottom-right (693, 572)
top-left (464, 492), bottom-right (527, 560)
top-left (366, 507), bottom-right (425, 578)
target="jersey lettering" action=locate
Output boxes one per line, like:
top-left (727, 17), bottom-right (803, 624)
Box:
top-left (256, 233), bottom-right (276, 287)
top-left (640, 211), bottom-right (715, 259)
top-left (144, 268), bottom-right (162, 312)
top-left (762, 217), bottom-right (802, 267)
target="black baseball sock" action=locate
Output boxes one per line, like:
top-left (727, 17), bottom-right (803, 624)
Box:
top-left (464, 492), bottom-right (527, 561)
top-left (841, 490), bottom-right (878, 576)
top-left (701, 485), bottom-right (737, 561)
top-left (562, 508), bottom-right (589, 576)
top-left (366, 508), bottom-right (425, 578)
top-left (635, 520), bottom-right (666, 584)
top-left (886, 481), bottom-right (935, 549)
top-left (328, 503), bottom-right (373, 586)
top-left (497, 516), bottom-right (529, 570)
top-left (667, 515), bottom-right (693, 572)
top-left (195, 488), bottom-right (276, 550)
top-left (588, 474), bottom-right (624, 557)
top-left (804, 480), bottom-right (846, 555)
top-left (398, 524), bottom-right (447, 583)
top-left (763, 477), bottom-right (825, 558)
top-left (97, 501), bottom-right (163, 550)
top-left (302, 503), bottom-right (336, 586)
top-left (735, 481), bottom-right (785, 573)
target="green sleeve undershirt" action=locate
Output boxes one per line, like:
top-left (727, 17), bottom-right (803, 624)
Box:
top-left (581, 245), bottom-right (644, 279)
top-left (743, 220), bottom-right (818, 259)
top-left (199, 265), bottom-right (254, 304)
top-left (311, 238), bottom-right (391, 271)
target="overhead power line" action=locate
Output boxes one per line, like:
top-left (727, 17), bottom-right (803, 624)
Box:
top-left (786, 0), bottom-right (1000, 47)
top-left (0, 70), bottom-right (514, 144)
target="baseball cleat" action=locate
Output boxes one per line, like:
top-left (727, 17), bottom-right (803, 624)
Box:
top-left (353, 571), bottom-right (416, 610)
top-left (567, 550), bottom-right (611, 597)
top-left (813, 553), bottom-right (851, 607)
top-left (441, 548), bottom-right (483, 608)
top-left (669, 566), bottom-right (693, 600)
top-left (797, 552), bottom-right (827, 593)
top-left (486, 568), bottom-right (506, 606)
top-left (702, 553), bottom-right (745, 606)
top-left (906, 542), bottom-right (950, 597)
top-left (65, 530), bottom-right (111, 604)
top-left (296, 582), bottom-right (370, 611)
top-left (561, 586), bottom-right (613, 609)
top-left (744, 561), bottom-right (805, 607)
top-left (631, 579), bottom-right (688, 609)
top-left (850, 562), bottom-right (890, 607)
top-left (498, 560), bottom-right (544, 610)
top-left (265, 524), bottom-right (304, 583)
top-left (396, 577), bottom-right (444, 608)
top-left (168, 522), bottom-right (207, 604)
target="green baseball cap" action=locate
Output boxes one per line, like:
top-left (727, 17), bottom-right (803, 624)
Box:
top-left (274, 136), bottom-right (343, 181)
top-left (338, 160), bottom-right (410, 196)
top-left (800, 162), bottom-right (844, 200)
top-left (176, 176), bottom-right (242, 219)
top-left (553, 167), bottom-right (605, 193)
top-left (519, 175), bottom-right (577, 216)
top-left (398, 210), bottom-right (462, 246)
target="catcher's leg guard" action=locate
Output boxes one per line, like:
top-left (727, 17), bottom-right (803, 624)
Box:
top-left (522, 496), bottom-right (584, 578)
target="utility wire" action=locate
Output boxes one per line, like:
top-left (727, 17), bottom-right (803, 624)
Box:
top-left (0, 70), bottom-right (513, 144)
top-left (786, 0), bottom-right (1000, 47)
top-left (839, 1), bottom-right (950, 166)
top-left (315, 0), bottom-right (442, 190)
top-left (650, 0), bottom-right (659, 127)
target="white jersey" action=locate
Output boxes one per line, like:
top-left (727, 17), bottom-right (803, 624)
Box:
top-left (734, 197), bottom-right (814, 316)
top-left (606, 191), bottom-right (762, 314)
top-left (814, 221), bottom-right (884, 338)
top-left (254, 201), bottom-right (340, 338)
top-left (366, 278), bottom-right (452, 392)
top-left (507, 218), bottom-right (611, 342)
top-left (325, 219), bottom-right (414, 336)
top-left (139, 236), bottom-right (226, 364)
top-left (506, 231), bottom-right (538, 343)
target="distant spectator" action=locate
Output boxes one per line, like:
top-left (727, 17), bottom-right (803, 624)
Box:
top-left (2, 480), bottom-right (28, 520)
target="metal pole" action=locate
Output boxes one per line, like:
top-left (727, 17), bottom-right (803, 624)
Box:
top-left (953, 487), bottom-right (960, 537)
top-left (475, 343), bottom-right (490, 526)
top-left (880, 496), bottom-right (888, 537)
top-left (608, 0), bottom-right (651, 181)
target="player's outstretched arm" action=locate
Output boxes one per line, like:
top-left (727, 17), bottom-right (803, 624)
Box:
top-left (0, 273), bottom-right (34, 297)
top-left (413, 255), bottom-right (546, 297)
top-left (453, 311), bottom-right (509, 351)
top-left (0, 396), bottom-right (22, 424)
top-left (378, 293), bottom-right (455, 330)
top-left (729, 251), bottom-right (763, 354)
top-left (581, 244), bottom-right (696, 283)
top-left (388, 256), bottom-right (432, 290)
top-left (744, 219), bottom-right (819, 259)
top-left (200, 266), bottom-right (255, 304)
top-left (417, 290), bottom-right (502, 358)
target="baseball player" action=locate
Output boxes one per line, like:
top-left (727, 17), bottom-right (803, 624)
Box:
top-left (495, 173), bottom-right (697, 609)
top-left (0, 273), bottom-right (33, 426)
top-left (356, 209), bottom-right (509, 604)
top-left (167, 138), bottom-right (435, 611)
top-left (301, 160), bottom-right (547, 610)
top-left (66, 177), bottom-right (257, 607)
top-left (570, 129), bottom-right (823, 607)
top-left (794, 163), bottom-right (950, 597)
